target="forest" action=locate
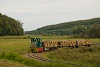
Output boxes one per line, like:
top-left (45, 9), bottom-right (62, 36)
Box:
top-left (0, 12), bottom-right (100, 38)
top-left (28, 18), bottom-right (100, 38)
top-left (0, 13), bottom-right (24, 36)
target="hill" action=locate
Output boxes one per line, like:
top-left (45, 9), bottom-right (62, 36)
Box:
top-left (27, 18), bottom-right (100, 37)
top-left (0, 13), bottom-right (24, 36)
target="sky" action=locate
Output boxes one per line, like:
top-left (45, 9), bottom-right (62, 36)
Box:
top-left (0, 0), bottom-right (100, 31)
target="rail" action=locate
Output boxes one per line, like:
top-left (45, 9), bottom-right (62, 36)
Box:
top-left (27, 53), bottom-right (88, 67)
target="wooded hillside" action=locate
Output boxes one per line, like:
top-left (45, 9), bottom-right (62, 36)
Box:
top-left (0, 13), bottom-right (24, 35)
top-left (31, 18), bottom-right (100, 38)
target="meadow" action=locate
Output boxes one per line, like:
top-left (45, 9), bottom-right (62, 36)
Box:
top-left (0, 35), bottom-right (100, 67)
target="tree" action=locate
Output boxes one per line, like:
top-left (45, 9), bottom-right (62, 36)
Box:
top-left (30, 18), bottom-right (100, 36)
top-left (88, 24), bottom-right (100, 38)
top-left (0, 13), bottom-right (24, 36)
top-left (72, 25), bottom-right (87, 37)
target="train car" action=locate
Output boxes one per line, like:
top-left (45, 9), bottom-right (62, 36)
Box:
top-left (30, 38), bottom-right (59, 52)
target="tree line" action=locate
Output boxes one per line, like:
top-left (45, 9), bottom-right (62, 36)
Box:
top-left (0, 13), bottom-right (24, 36)
top-left (26, 18), bottom-right (100, 38)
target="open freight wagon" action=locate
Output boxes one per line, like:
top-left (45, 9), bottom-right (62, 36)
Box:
top-left (30, 38), bottom-right (91, 52)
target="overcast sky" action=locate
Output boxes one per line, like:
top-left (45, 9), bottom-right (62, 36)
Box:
top-left (0, 0), bottom-right (100, 31)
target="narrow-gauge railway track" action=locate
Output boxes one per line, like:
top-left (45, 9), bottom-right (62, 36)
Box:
top-left (27, 53), bottom-right (87, 67)
top-left (27, 53), bottom-right (52, 62)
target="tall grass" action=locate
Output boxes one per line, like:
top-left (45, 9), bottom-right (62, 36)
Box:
top-left (48, 46), bottom-right (100, 67)
top-left (0, 52), bottom-right (75, 67)
top-left (0, 59), bottom-right (28, 67)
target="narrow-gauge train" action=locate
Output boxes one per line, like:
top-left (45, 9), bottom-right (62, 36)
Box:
top-left (30, 38), bottom-right (92, 52)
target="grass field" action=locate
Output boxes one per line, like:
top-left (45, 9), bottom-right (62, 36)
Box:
top-left (0, 39), bottom-right (29, 53)
top-left (0, 36), bottom-right (100, 67)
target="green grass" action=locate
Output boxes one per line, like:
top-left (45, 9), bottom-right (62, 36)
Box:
top-left (0, 36), bottom-right (100, 67)
top-left (0, 59), bottom-right (29, 67)
top-left (0, 39), bottom-right (29, 53)
top-left (0, 35), bottom-right (31, 39)
top-left (47, 46), bottom-right (100, 67)
top-left (0, 52), bottom-right (75, 67)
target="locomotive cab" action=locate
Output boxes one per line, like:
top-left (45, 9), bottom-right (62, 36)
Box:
top-left (30, 38), bottom-right (43, 52)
